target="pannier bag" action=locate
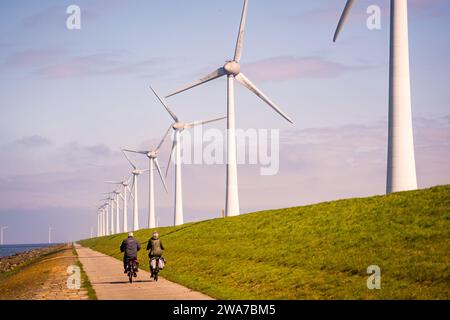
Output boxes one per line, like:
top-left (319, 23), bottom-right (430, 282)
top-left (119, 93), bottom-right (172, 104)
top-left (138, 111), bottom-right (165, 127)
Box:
top-left (150, 258), bottom-right (157, 270)
top-left (158, 258), bottom-right (165, 270)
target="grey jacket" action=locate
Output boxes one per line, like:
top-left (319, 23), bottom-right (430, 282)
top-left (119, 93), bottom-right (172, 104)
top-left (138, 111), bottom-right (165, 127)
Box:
top-left (120, 236), bottom-right (141, 259)
top-left (146, 235), bottom-right (164, 257)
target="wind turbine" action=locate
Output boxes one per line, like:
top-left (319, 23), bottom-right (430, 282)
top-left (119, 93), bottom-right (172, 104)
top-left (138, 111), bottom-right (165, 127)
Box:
top-left (102, 193), bottom-right (116, 235)
top-left (123, 130), bottom-right (169, 229)
top-left (1, 226), bottom-right (7, 245)
top-left (98, 203), bottom-right (107, 236)
top-left (97, 211), bottom-right (101, 237)
top-left (333, 0), bottom-right (417, 193)
top-left (121, 150), bottom-right (149, 231)
top-left (48, 225), bottom-right (54, 244)
top-left (165, 0), bottom-right (293, 217)
top-left (105, 177), bottom-right (133, 233)
top-left (151, 87), bottom-right (226, 226)
top-left (100, 197), bottom-right (111, 235)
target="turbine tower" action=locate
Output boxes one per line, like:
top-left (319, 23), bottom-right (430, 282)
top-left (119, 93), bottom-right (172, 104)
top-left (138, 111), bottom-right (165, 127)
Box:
top-left (121, 150), bottom-right (149, 231)
top-left (100, 198), bottom-right (111, 235)
top-left (123, 130), bottom-right (169, 229)
top-left (151, 87), bottom-right (226, 226)
top-left (96, 210), bottom-right (100, 237)
top-left (48, 225), bottom-right (54, 244)
top-left (106, 177), bottom-right (133, 233)
top-left (102, 193), bottom-right (116, 235)
top-left (165, 0), bottom-right (293, 217)
top-left (114, 190), bottom-right (121, 234)
top-left (333, 0), bottom-right (417, 193)
top-left (1, 226), bottom-right (7, 245)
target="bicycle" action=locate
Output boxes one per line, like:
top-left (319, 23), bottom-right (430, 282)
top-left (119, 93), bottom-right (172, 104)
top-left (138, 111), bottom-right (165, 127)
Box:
top-left (126, 258), bottom-right (138, 283)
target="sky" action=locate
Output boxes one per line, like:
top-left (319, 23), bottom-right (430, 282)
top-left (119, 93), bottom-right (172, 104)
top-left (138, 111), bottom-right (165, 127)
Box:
top-left (0, 0), bottom-right (449, 244)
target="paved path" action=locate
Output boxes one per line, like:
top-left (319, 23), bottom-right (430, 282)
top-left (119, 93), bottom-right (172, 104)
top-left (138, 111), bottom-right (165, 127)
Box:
top-left (76, 245), bottom-right (213, 300)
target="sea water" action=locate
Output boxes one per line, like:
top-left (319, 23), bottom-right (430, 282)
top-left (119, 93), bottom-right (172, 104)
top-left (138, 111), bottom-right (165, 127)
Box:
top-left (0, 243), bottom-right (57, 258)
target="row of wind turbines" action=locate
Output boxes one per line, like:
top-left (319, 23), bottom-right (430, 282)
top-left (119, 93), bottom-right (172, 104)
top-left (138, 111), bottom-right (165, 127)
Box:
top-left (95, 0), bottom-right (417, 237)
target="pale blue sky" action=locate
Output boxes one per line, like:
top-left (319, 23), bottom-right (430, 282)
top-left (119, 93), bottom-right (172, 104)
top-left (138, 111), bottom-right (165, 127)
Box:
top-left (0, 0), bottom-right (449, 244)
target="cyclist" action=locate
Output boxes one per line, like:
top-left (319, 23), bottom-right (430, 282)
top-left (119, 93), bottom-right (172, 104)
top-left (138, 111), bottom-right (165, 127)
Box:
top-left (120, 232), bottom-right (141, 274)
top-left (146, 231), bottom-right (164, 276)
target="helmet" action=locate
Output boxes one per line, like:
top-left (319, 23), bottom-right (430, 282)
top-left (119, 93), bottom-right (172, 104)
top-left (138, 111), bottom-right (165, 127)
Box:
top-left (152, 231), bottom-right (159, 238)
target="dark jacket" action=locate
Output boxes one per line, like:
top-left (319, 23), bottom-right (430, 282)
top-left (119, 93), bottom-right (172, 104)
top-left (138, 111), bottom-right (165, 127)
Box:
top-left (146, 235), bottom-right (164, 257)
top-left (120, 236), bottom-right (141, 259)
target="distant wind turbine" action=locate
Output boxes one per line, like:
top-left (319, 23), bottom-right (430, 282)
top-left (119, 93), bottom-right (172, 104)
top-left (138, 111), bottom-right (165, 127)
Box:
top-left (48, 225), bottom-right (54, 244)
top-left (102, 193), bottom-right (116, 235)
top-left (123, 129), bottom-right (169, 229)
top-left (121, 150), bottom-right (149, 231)
top-left (1, 226), bottom-right (8, 245)
top-left (151, 87), bottom-right (226, 226)
top-left (105, 177), bottom-right (133, 233)
top-left (99, 197), bottom-right (111, 235)
top-left (165, 0), bottom-right (293, 217)
top-left (333, 0), bottom-right (417, 193)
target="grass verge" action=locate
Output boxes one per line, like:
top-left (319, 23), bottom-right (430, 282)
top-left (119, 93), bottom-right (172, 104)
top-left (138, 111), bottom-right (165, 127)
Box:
top-left (80, 185), bottom-right (450, 300)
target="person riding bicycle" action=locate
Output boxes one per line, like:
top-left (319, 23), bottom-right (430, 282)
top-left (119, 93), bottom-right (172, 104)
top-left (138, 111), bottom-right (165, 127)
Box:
top-left (146, 231), bottom-right (164, 275)
top-left (120, 232), bottom-right (141, 274)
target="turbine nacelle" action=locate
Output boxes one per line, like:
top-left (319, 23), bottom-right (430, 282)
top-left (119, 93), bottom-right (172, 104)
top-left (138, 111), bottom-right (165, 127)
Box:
top-left (173, 122), bottom-right (185, 131)
top-left (223, 61), bottom-right (241, 76)
top-left (147, 150), bottom-right (158, 159)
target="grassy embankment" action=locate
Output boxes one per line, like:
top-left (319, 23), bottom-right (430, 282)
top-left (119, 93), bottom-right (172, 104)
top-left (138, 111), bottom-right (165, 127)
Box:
top-left (80, 185), bottom-right (450, 299)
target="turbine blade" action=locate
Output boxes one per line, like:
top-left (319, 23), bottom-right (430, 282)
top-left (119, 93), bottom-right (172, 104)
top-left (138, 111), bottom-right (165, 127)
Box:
top-left (165, 140), bottom-right (177, 178)
top-left (122, 149), bottom-right (148, 155)
top-left (185, 116), bottom-right (227, 129)
top-left (165, 68), bottom-right (227, 98)
top-left (104, 181), bottom-right (122, 184)
top-left (333, 0), bottom-right (356, 42)
top-left (150, 86), bottom-right (179, 122)
top-left (153, 158), bottom-right (168, 193)
top-left (156, 125), bottom-right (173, 152)
top-left (235, 73), bottom-right (293, 124)
top-left (234, 0), bottom-right (249, 62)
top-left (122, 149), bottom-right (137, 169)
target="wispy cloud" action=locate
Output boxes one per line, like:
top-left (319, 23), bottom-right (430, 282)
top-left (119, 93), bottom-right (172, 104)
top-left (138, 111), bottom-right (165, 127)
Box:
top-left (2, 49), bottom-right (167, 79)
top-left (3, 49), bottom-right (67, 68)
top-left (245, 56), bottom-right (365, 82)
top-left (14, 135), bottom-right (52, 148)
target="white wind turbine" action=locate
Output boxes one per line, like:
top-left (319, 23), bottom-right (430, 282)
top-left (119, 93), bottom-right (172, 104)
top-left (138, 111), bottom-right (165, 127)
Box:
top-left (105, 177), bottom-right (133, 233)
top-left (99, 203), bottom-right (108, 236)
top-left (100, 197), bottom-right (112, 235)
top-left (121, 150), bottom-right (149, 231)
top-left (97, 210), bottom-right (101, 237)
top-left (102, 192), bottom-right (116, 235)
top-left (123, 131), bottom-right (169, 229)
top-left (48, 225), bottom-right (54, 244)
top-left (333, 0), bottom-right (417, 193)
top-left (165, 0), bottom-right (293, 217)
top-left (152, 87), bottom-right (226, 226)
top-left (1, 226), bottom-right (8, 245)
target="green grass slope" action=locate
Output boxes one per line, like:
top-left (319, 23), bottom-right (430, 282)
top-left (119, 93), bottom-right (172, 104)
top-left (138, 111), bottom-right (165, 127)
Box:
top-left (80, 185), bottom-right (450, 300)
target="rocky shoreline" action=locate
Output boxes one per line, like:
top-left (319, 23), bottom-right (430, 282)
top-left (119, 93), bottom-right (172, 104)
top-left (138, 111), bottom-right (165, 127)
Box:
top-left (0, 245), bottom-right (63, 273)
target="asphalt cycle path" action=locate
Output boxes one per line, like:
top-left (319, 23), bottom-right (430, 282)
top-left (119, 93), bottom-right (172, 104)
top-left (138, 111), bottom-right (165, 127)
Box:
top-left (76, 244), bottom-right (213, 300)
